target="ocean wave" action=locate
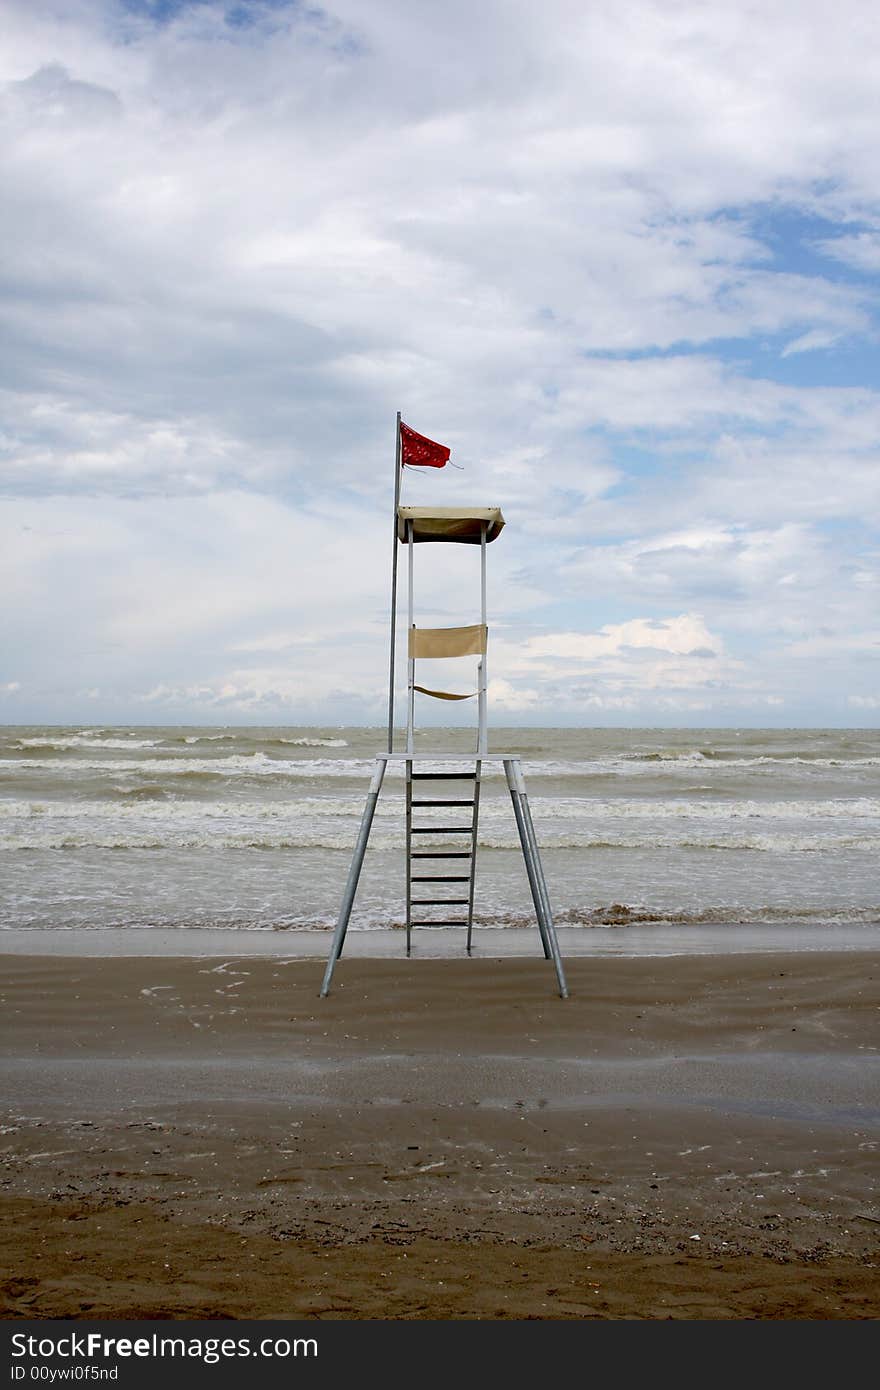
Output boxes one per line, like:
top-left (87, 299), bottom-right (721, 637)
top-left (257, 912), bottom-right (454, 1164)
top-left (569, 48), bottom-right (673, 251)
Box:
top-left (299, 902), bottom-right (880, 932)
top-left (621, 750), bottom-right (880, 768)
top-left (0, 795), bottom-right (407, 820)
top-left (482, 832), bottom-right (880, 852)
top-left (0, 833), bottom-right (359, 851)
top-left (471, 903), bottom-right (880, 929)
top-left (511, 797), bottom-right (880, 821)
top-left (471, 754), bottom-right (880, 777)
top-left (4, 904), bottom-right (877, 933)
top-left (4, 752), bottom-right (880, 787)
top-left (4, 793), bottom-right (876, 822)
top-left (0, 753), bottom-right (373, 778)
top-left (4, 823), bottom-right (879, 852)
top-left (277, 737), bottom-right (349, 748)
top-left (180, 735), bottom-right (349, 749)
top-left (104, 786), bottom-right (173, 801)
top-left (12, 736), bottom-right (163, 751)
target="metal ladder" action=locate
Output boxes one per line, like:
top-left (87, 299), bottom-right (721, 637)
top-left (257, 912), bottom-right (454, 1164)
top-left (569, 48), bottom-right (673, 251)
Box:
top-left (405, 761), bottom-right (482, 955)
top-left (319, 752), bottom-right (568, 999)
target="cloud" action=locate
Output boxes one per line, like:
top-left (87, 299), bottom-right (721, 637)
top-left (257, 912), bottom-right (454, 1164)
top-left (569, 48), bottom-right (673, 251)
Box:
top-left (784, 630), bottom-right (880, 659)
top-left (3, 59), bottom-right (120, 122)
top-left (521, 614), bottom-right (724, 663)
top-left (816, 231), bottom-right (880, 274)
top-left (780, 329), bottom-right (849, 356)
top-left (484, 677), bottom-right (541, 713)
top-left (1, 1), bottom-right (879, 723)
top-left (487, 614), bottom-right (750, 713)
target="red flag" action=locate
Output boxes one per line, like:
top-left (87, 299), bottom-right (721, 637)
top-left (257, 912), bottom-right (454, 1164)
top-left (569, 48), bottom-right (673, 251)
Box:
top-left (400, 421), bottom-right (450, 469)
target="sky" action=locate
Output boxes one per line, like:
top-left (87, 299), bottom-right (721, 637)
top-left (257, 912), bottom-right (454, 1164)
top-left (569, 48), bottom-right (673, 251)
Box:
top-left (1, 0), bottom-right (879, 729)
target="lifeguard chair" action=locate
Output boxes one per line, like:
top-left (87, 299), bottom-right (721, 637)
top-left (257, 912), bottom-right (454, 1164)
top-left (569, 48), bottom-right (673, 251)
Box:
top-left (320, 416), bottom-right (568, 998)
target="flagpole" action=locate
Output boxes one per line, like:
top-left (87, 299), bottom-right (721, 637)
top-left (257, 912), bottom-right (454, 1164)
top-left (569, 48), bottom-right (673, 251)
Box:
top-left (386, 411), bottom-right (402, 753)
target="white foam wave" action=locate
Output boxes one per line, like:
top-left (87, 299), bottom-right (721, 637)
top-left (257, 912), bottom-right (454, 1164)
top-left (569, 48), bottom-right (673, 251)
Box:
top-left (1, 754), bottom-right (374, 777)
top-left (4, 822), bottom-right (878, 853)
top-left (1, 830), bottom-right (372, 851)
top-left (13, 736), bottom-right (162, 751)
top-left (2, 790), bottom-right (878, 861)
top-left (3, 904), bottom-right (877, 933)
top-left (481, 832), bottom-right (880, 852)
top-left (4, 794), bottom-right (876, 824)
top-left (278, 737), bottom-right (349, 748)
top-left (4, 752), bottom-right (880, 785)
top-left (0, 796), bottom-right (407, 822)
top-left (181, 735), bottom-right (349, 748)
top-left (529, 796), bottom-right (880, 821)
top-left (624, 753), bottom-right (880, 770)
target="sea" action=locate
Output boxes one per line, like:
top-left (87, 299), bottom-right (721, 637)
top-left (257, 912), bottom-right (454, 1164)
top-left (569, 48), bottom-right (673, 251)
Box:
top-left (1, 726), bottom-right (878, 951)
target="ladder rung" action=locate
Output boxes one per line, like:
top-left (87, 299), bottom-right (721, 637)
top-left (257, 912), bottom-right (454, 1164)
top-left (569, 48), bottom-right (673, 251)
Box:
top-left (411, 772), bottom-right (476, 780)
top-left (412, 825), bottom-right (472, 833)
top-left (411, 799), bottom-right (475, 807)
top-left (410, 851), bottom-right (471, 859)
top-left (410, 920), bottom-right (469, 927)
top-left (411, 875), bottom-right (470, 882)
top-left (411, 898), bottom-right (470, 906)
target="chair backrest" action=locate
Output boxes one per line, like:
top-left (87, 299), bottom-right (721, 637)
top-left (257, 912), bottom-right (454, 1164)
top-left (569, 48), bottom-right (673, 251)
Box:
top-left (408, 624), bottom-right (487, 659)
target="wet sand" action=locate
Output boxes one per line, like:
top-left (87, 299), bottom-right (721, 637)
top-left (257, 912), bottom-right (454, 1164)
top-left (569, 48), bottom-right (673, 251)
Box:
top-left (1, 950), bottom-right (879, 1319)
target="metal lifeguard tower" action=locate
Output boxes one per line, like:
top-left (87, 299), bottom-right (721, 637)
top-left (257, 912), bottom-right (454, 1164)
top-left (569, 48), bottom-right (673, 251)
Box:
top-left (320, 415), bottom-right (568, 998)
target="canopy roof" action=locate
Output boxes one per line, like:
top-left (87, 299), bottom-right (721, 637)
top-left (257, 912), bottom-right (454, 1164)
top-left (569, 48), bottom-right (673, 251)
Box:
top-left (397, 505), bottom-right (505, 544)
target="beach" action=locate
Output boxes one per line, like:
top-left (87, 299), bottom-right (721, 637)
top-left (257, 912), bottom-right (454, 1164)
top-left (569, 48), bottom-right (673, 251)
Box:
top-left (2, 725), bottom-right (879, 1318)
top-left (2, 945), bottom-right (879, 1320)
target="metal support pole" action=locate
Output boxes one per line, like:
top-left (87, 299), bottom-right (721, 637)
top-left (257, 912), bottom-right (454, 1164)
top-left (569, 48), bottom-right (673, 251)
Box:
top-left (386, 413), bottom-right (402, 754)
top-left (405, 757), bottom-right (413, 957)
top-left (466, 759), bottom-right (482, 956)
top-left (519, 793), bottom-right (568, 992)
top-left (478, 522), bottom-right (488, 755)
top-left (320, 758), bottom-right (386, 997)
top-left (406, 519), bottom-right (415, 754)
top-left (505, 759), bottom-right (550, 959)
top-left (512, 765), bottom-right (553, 945)
top-left (504, 758), bottom-right (569, 999)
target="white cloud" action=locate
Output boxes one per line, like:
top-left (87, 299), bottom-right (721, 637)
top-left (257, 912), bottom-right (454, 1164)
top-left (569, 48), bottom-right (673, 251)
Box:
top-left (522, 614), bottom-right (724, 663)
top-left (816, 231), bottom-right (880, 274)
top-left (1, 1), bottom-right (879, 723)
top-left (784, 631), bottom-right (880, 659)
top-left (485, 678), bottom-right (542, 712)
top-left (781, 329), bottom-right (847, 356)
top-left (487, 614), bottom-right (750, 712)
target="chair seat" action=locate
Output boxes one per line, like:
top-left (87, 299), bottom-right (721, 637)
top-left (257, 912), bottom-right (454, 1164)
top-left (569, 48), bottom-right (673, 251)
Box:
top-left (413, 684), bottom-right (476, 701)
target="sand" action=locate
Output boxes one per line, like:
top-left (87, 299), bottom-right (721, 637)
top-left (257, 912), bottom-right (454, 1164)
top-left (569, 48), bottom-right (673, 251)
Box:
top-left (1, 949), bottom-right (879, 1319)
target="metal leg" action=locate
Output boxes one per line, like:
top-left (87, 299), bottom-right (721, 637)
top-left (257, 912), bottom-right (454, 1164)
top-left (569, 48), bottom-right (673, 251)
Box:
top-left (505, 760), bottom-right (550, 960)
top-left (320, 759), bottom-right (386, 997)
top-left (504, 759), bottom-right (569, 999)
top-left (519, 789), bottom-right (568, 999)
top-left (466, 760), bottom-right (482, 956)
top-left (405, 758), bottom-right (413, 957)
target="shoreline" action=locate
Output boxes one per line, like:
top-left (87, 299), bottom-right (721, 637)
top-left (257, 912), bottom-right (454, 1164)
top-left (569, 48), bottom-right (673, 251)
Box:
top-left (2, 950), bottom-right (879, 1318)
top-left (1, 921), bottom-right (879, 958)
